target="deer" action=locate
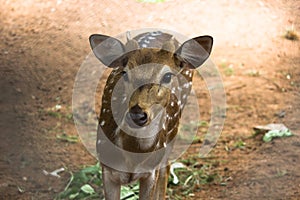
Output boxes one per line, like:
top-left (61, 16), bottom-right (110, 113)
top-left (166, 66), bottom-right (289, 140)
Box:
top-left (89, 31), bottom-right (213, 200)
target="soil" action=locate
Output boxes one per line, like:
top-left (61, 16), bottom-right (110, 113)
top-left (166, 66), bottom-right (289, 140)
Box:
top-left (0, 0), bottom-right (299, 199)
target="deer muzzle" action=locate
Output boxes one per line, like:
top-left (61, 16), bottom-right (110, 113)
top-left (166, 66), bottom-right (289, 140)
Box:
top-left (127, 104), bottom-right (148, 127)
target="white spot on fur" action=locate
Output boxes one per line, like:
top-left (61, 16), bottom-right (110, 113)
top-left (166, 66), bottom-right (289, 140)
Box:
top-left (171, 88), bottom-right (176, 94)
top-left (183, 83), bottom-right (189, 88)
top-left (177, 100), bottom-right (181, 105)
top-left (162, 123), bottom-right (166, 130)
top-left (148, 36), bottom-right (155, 40)
top-left (137, 37), bottom-right (144, 43)
top-left (163, 142), bottom-right (166, 148)
top-left (121, 97), bottom-right (127, 104)
top-left (171, 101), bottom-right (174, 107)
top-left (166, 129), bottom-right (172, 135)
top-left (109, 78), bottom-right (115, 84)
top-left (112, 70), bottom-right (118, 75)
top-left (100, 120), bottom-right (105, 126)
top-left (151, 31), bottom-right (162, 36)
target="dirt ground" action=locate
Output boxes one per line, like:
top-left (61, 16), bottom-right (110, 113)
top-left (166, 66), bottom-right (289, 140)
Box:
top-left (0, 0), bottom-right (299, 199)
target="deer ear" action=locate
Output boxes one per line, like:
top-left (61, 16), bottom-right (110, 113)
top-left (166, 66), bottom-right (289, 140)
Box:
top-left (176, 36), bottom-right (213, 68)
top-left (89, 34), bottom-right (125, 67)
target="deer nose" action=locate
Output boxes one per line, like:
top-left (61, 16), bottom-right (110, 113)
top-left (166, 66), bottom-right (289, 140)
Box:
top-left (128, 104), bottom-right (148, 126)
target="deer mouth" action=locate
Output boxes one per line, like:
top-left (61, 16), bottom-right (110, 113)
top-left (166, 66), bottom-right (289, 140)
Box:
top-left (125, 111), bottom-right (148, 128)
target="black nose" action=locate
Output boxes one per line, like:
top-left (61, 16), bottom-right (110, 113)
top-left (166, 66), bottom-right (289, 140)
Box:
top-left (128, 104), bottom-right (148, 126)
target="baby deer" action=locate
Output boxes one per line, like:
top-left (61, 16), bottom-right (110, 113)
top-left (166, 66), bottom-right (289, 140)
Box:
top-left (89, 31), bottom-right (213, 200)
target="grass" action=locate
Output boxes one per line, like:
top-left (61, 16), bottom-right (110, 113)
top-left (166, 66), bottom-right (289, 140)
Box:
top-left (42, 104), bottom-right (74, 122)
top-left (224, 66), bottom-right (234, 76)
top-left (219, 60), bottom-right (234, 76)
top-left (42, 105), bottom-right (77, 143)
top-left (246, 69), bottom-right (260, 77)
top-left (233, 140), bottom-right (246, 149)
top-left (56, 133), bottom-right (79, 143)
top-left (47, 110), bottom-right (63, 118)
top-left (47, 110), bottom-right (73, 122)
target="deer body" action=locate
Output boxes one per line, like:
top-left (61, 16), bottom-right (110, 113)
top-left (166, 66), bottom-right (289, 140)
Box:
top-left (89, 31), bottom-right (213, 200)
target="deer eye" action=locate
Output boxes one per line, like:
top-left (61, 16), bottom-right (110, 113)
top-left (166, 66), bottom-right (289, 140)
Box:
top-left (121, 71), bottom-right (129, 82)
top-left (161, 72), bottom-right (173, 84)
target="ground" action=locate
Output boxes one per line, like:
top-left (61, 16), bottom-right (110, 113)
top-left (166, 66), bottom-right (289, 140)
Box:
top-left (0, 0), bottom-right (299, 199)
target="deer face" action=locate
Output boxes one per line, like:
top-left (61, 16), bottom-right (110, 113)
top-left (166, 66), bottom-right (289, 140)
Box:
top-left (121, 49), bottom-right (183, 129)
top-left (90, 31), bottom-right (212, 151)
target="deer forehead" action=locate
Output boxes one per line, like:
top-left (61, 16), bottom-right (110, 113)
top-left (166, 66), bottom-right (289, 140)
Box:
top-left (124, 48), bottom-right (180, 80)
top-left (126, 49), bottom-right (178, 68)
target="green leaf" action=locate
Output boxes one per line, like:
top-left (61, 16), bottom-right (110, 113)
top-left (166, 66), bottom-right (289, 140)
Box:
top-left (81, 163), bottom-right (100, 174)
top-left (121, 185), bottom-right (139, 200)
top-left (80, 184), bottom-right (95, 195)
top-left (263, 129), bottom-right (293, 142)
top-left (69, 192), bottom-right (79, 199)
